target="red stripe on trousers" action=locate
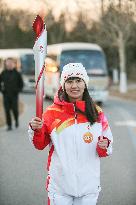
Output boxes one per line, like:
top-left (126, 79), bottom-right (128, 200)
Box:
top-left (48, 197), bottom-right (50, 205)
top-left (47, 145), bottom-right (54, 171)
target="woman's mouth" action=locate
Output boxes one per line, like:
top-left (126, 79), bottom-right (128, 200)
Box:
top-left (71, 90), bottom-right (79, 93)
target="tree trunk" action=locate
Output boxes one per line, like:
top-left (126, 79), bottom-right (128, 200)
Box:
top-left (118, 30), bottom-right (127, 93)
top-left (101, 0), bottom-right (104, 16)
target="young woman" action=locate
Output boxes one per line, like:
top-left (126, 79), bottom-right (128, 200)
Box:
top-left (28, 63), bottom-right (113, 205)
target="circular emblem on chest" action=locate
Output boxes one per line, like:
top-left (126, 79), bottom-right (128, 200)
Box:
top-left (83, 132), bottom-right (93, 143)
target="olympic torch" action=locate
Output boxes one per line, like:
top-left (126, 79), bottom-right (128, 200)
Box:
top-left (32, 15), bottom-right (47, 119)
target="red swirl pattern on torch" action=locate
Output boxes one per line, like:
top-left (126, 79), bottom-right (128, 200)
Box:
top-left (35, 64), bottom-right (45, 90)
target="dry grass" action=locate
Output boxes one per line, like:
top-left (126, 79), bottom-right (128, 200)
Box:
top-left (0, 95), bottom-right (24, 127)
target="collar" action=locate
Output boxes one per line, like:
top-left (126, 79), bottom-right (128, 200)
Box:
top-left (59, 101), bottom-right (85, 114)
top-left (54, 96), bottom-right (85, 114)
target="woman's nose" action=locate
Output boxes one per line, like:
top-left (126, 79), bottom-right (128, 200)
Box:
top-left (71, 81), bottom-right (78, 87)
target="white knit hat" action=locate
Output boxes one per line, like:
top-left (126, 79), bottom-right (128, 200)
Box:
top-left (60, 63), bottom-right (89, 88)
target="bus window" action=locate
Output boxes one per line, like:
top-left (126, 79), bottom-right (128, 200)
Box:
top-left (20, 54), bottom-right (35, 75)
top-left (20, 54), bottom-right (35, 92)
top-left (60, 50), bottom-right (107, 76)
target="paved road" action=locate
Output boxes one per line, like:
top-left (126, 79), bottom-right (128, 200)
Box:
top-left (0, 94), bottom-right (136, 205)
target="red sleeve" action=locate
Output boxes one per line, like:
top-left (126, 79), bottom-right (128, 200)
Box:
top-left (96, 136), bottom-right (111, 157)
top-left (32, 123), bottom-right (51, 150)
top-left (29, 107), bottom-right (56, 150)
top-left (33, 125), bottom-right (50, 150)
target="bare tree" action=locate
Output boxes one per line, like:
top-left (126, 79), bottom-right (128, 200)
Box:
top-left (98, 3), bottom-right (136, 93)
top-left (46, 12), bottom-right (67, 44)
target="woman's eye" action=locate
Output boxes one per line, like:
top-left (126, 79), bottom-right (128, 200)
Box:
top-left (66, 79), bottom-right (82, 84)
top-left (77, 79), bottom-right (82, 83)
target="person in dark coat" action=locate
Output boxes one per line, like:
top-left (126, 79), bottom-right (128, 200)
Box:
top-left (0, 58), bottom-right (24, 130)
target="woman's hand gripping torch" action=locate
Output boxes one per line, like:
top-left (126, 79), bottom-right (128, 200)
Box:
top-left (32, 15), bottom-right (47, 119)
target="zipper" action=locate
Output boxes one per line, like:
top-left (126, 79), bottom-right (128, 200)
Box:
top-left (73, 103), bottom-right (77, 122)
top-left (75, 113), bottom-right (77, 122)
top-left (73, 104), bottom-right (79, 196)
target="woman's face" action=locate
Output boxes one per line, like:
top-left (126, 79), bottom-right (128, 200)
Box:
top-left (64, 77), bottom-right (86, 102)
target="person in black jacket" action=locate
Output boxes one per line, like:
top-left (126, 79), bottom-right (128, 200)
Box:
top-left (0, 58), bottom-right (24, 131)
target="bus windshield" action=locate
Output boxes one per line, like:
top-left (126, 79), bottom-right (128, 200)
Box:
top-left (20, 54), bottom-right (35, 75)
top-left (60, 50), bottom-right (107, 75)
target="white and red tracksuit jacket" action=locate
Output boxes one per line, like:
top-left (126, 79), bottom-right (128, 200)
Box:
top-left (28, 94), bottom-right (113, 197)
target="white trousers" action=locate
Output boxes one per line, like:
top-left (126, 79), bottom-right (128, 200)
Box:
top-left (48, 192), bottom-right (99, 205)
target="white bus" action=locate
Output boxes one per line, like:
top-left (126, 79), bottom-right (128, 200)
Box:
top-left (0, 48), bottom-right (60, 94)
top-left (0, 48), bottom-right (35, 92)
top-left (46, 42), bottom-right (110, 104)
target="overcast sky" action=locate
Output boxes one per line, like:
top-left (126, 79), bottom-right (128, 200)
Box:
top-left (3, 0), bottom-right (102, 20)
top-left (3, 0), bottom-right (133, 21)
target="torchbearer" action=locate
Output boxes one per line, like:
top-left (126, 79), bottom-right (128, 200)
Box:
top-left (33, 15), bottom-right (47, 118)
top-left (28, 62), bottom-right (113, 205)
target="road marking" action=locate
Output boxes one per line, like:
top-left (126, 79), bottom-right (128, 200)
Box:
top-left (115, 120), bottom-right (136, 127)
top-left (113, 106), bottom-right (136, 149)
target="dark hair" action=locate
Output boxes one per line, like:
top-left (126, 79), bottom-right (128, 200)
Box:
top-left (82, 88), bottom-right (99, 125)
top-left (58, 87), bottom-right (99, 125)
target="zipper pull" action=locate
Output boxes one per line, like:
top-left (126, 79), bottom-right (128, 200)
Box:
top-left (73, 104), bottom-right (77, 119)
